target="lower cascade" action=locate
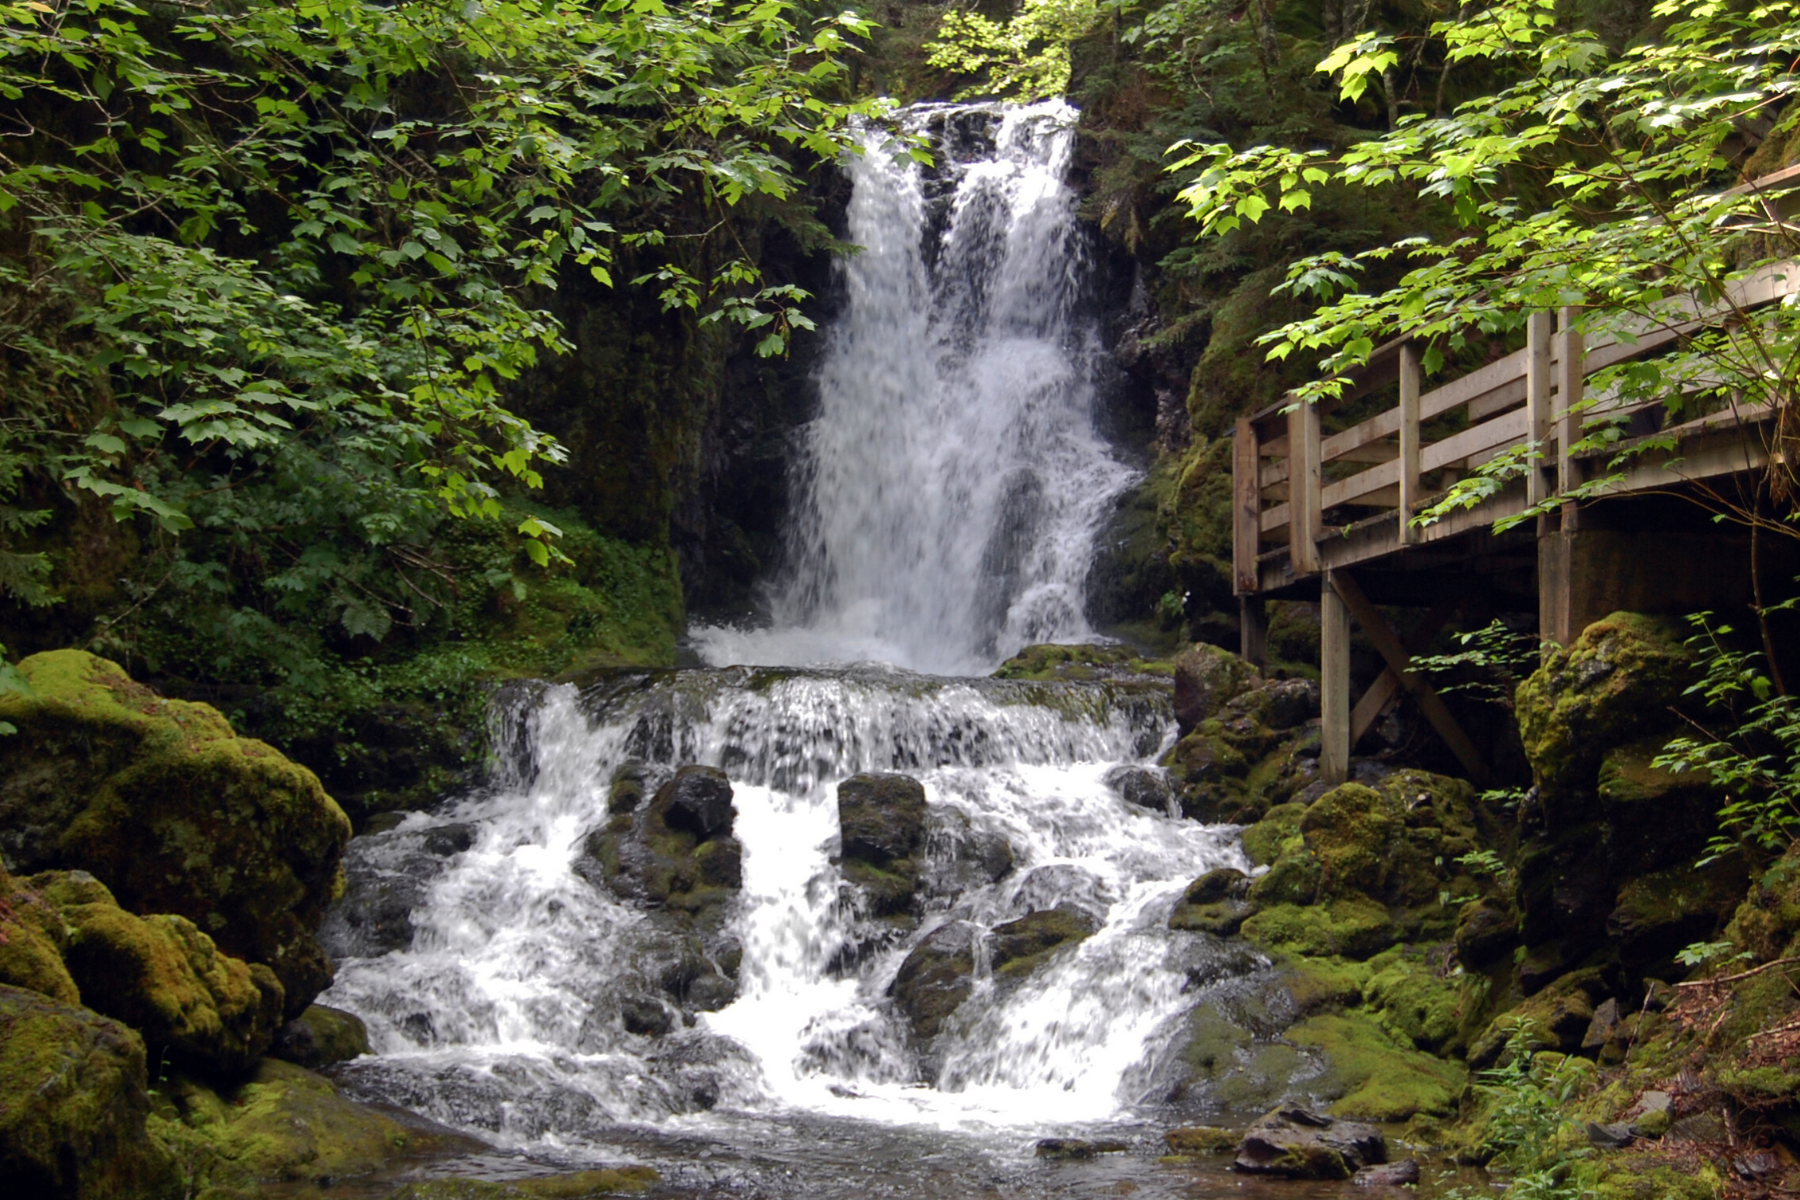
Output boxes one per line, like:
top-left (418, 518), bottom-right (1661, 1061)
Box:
top-left (321, 669), bottom-right (1255, 1174)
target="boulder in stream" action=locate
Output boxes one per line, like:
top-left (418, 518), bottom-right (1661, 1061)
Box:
top-left (1232, 1106), bottom-right (1386, 1180)
top-left (835, 773), bottom-right (928, 916)
top-left (890, 921), bottom-right (979, 1041)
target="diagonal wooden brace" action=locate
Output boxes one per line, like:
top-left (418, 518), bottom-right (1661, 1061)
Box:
top-left (1349, 598), bottom-right (1458, 747)
top-left (1329, 571), bottom-right (1489, 786)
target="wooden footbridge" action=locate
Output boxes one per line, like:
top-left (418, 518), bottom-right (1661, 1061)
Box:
top-left (1231, 177), bottom-right (1800, 787)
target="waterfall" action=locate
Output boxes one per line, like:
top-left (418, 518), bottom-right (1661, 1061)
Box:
top-left (316, 103), bottom-right (1261, 1192)
top-left (692, 100), bottom-right (1137, 674)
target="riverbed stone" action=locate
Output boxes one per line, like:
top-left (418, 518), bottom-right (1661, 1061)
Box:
top-left (269, 1004), bottom-right (371, 1070)
top-left (988, 908), bottom-right (1096, 977)
top-left (1232, 1106), bottom-right (1386, 1180)
top-left (1104, 765), bottom-right (1175, 812)
top-left (0, 983), bottom-right (176, 1198)
top-left (890, 921), bottom-right (979, 1041)
top-left (653, 766), bottom-right (735, 839)
top-left (380, 1167), bottom-right (659, 1198)
top-left (1170, 867), bottom-right (1252, 935)
top-left (0, 650), bottom-right (352, 1017)
top-left (835, 773), bottom-right (928, 916)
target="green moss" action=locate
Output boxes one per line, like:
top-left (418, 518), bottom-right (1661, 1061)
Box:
top-left (989, 910), bottom-right (1095, 977)
top-left (990, 643), bottom-right (1172, 681)
top-left (1579, 1161), bottom-right (1722, 1200)
top-left (1362, 944), bottom-right (1481, 1055)
top-left (0, 651), bottom-right (350, 1016)
top-left (60, 894), bottom-right (284, 1077)
top-left (1277, 955), bottom-right (1367, 1015)
top-left (150, 1059), bottom-right (437, 1189)
top-left (1163, 1126), bottom-right (1237, 1155)
top-left (382, 1168), bottom-right (659, 1198)
top-left (1241, 896), bottom-right (1395, 960)
top-left (1284, 1011), bottom-right (1465, 1121)
top-left (1515, 612), bottom-right (1691, 801)
top-left (1241, 802), bottom-right (1304, 866)
top-left (0, 866), bottom-right (79, 1004)
top-left (0, 983), bottom-right (176, 1198)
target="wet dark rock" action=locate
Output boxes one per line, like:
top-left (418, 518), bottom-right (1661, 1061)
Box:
top-left (322, 825), bottom-right (469, 958)
top-left (608, 763), bottom-right (656, 814)
top-left (1454, 896), bottom-right (1520, 967)
top-left (921, 810), bottom-right (1014, 899)
top-left (890, 921), bottom-right (979, 1041)
top-left (988, 909), bottom-right (1097, 976)
top-left (1174, 644), bottom-right (1258, 735)
top-left (270, 1004), bottom-right (371, 1070)
top-left (1035, 1137), bottom-right (1126, 1159)
top-left (835, 773), bottom-right (929, 917)
top-left (1169, 867), bottom-right (1253, 936)
top-left (654, 766), bottom-right (735, 838)
top-left (1232, 1107), bottom-right (1386, 1180)
top-left (1353, 1158), bottom-right (1420, 1187)
top-left (1238, 678), bottom-right (1320, 732)
top-left (419, 823), bottom-right (477, 857)
top-left (1104, 765), bottom-right (1175, 812)
top-left (1733, 1150), bottom-right (1781, 1180)
top-left (1012, 864), bottom-right (1112, 924)
top-left (620, 994), bottom-right (675, 1037)
top-left (1164, 1125), bottom-right (1238, 1155)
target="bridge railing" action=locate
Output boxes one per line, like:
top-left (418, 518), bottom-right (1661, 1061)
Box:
top-left (1232, 261), bottom-right (1800, 597)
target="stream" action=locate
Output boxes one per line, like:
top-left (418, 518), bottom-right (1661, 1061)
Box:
top-left (310, 101), bottom-right (1446, 1198)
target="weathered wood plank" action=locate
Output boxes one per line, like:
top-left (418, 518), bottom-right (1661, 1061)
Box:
top-left (1398, 342), bottom-right (1421, 545)
top-left (1526, 311), bottom-right (1553, 506)
top-left (1320, 572), bottom-right (1351, 786)
top-left (1234, 417), bottom-right (1261, 595)
top-left (1289, 400), bottom-right (1322, 574)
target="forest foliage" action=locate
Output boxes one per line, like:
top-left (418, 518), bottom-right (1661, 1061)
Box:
top-left (0, 0), bottom-right (880, 698)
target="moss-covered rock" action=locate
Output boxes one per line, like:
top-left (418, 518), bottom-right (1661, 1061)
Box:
top-left (150, 1057), bottom-right (443, 1188)
top-left (1231, 1105), bottom-right (1386, 1179)
top-left (1597, 739), bottom-right (1723, 877)
top-left (0, 863), bottom-right (79, 1004)
top-left (1727, 840), bottom-right (1800, 961)
top-left (1468, 969), bottom-right (1605, 1067)
top-left (1284, 1011), bottom-right (1465, 1121)
top-left (1607, 860), bottom-right (1746, 977)
top-left (381, 1167), bottom-right (658, 1199)
top-left (0, 650), bottom-right (351, 1016)
top-left (988, 908), bottom-right (1096, 976)
top-left (1242, 897), bottom-right (1395, 960)
top-left (0, 983), bottom-right (176, 1199)
top-left (1172, 643), bottom-right (1257, 734)
top-left (55, 881), bottom-right (284, 1077)
top-left (1515, 613), bottom-right (1692, 809)
top-left (1241, 802), bottom-right (1304, 866)
top-left (269, 1004), bottom-right (370, 1071)
top-left (834, 773), bottom-right (928, 917)
top-left (1163, 1125), bottom-right (1237, 1155)
top-left (580, 763), bottom-right (742, 932)
top-left (890, 921), bottom-right (978, 1041)
top-left (1361, 944), bottom-right (1483, 1056)
top-left (1169, 867), bottom-right (1252, 934)
top-left (988, 643), bottom-right (1173, 682)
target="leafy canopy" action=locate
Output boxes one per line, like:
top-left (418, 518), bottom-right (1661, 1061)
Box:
top-left (1170, 0), bottom-right (1800, 529)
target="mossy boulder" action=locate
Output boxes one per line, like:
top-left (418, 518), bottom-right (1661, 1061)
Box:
top-left (0, 650), bottom-right (352, 1016)
top-left (1468, 969), bottom-right (1605, 1067)
top-left (149, 1057), bottom-right (445, 1189)
top-left (1606, 860), bottom-right (1746, 978)
top-left (0, 983), bottom-right (176, 1199)
top-left (1728, 840), bottom-right (1800, 960)
top-left (1231, 1106), bottom-right (1386, 1180)
top-left (1283, 1011), bottom-right (1465, 1121)
top-left (0, 863), bottom-right (79, 1004)
top-left (890, 921), bottom-right (978, 1041)
top-left (269, 1004), bottom-right (371, 1071)
top-left (990, 643), bottom-right (1168, 682)
top-left (1163, 1125), bottom-right (1237, 1155)
top-left (1172, 643), bottom-right (1258, 734)
top-left (834, 773), bottom-right (928, 916)
top-left (580, 764), bottom-right (742, 930)
top-left (988, 908), bottom-right (1096, 977)
top-left (1169, 867), bottom-right (1252, 935)
top-left (1515, 613), bottom-right (1692, 809)
top-left (381, 1168), bottom-right (658, 1199)
top-left (1596, 739), bottom-right (1723, 877)
top-left (1242, 897), bottom-right (1395, 960)
top-left (56, 880), bottom-right (285, 1077)
top-left (1361, 944), bottom-right (1485, 1056)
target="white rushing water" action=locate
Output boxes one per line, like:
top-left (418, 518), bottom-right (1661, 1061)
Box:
top-left (316, 102), bottom-right (1257, 1182)
top-left (323, 671), bottom-right (1251, 1149)
top-left (692, 100), bottom-right (1137, 675)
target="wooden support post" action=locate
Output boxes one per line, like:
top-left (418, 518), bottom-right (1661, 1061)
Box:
top-left (1233, 416), bottom-right (1261, 594)
top-left (1288, 396), bottom-right (1322, 575)
top-left (1320, 571), bottom-right (1351, 786)
top-left (1526, 311), bottom-right (1553, 506)
top-left (1349, 597), bottom-right (1457, 746)
top-left (1397, 341), bottom-right (1421, 545)
top-left (1329, 570), bottom-right (1489, 785)
top-left (1556, 305), bottom-right (1583, 505)
top-left (1240, 597), bottom-right (1267, 667)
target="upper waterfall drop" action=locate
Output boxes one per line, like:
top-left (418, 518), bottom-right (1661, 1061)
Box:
top-left (694, 101), bottom-right (1138, 675)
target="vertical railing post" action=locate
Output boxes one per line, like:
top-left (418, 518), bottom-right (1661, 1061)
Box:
top-left (1320, 571), bottom-right (1351, 786)
top-left (1556, 305), bottom-right (1583, 506)
top-left (1288, 395), bottom-right (1322, 575)
top-left (1526, 311), bottom-right (1553, 506)
top-left (1397, 341), bottom-right (1421, 546)
top-left (1233, 416), bottom-right (1261, 595)
top-left (1240, 597), bottom-right (1267, 667)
